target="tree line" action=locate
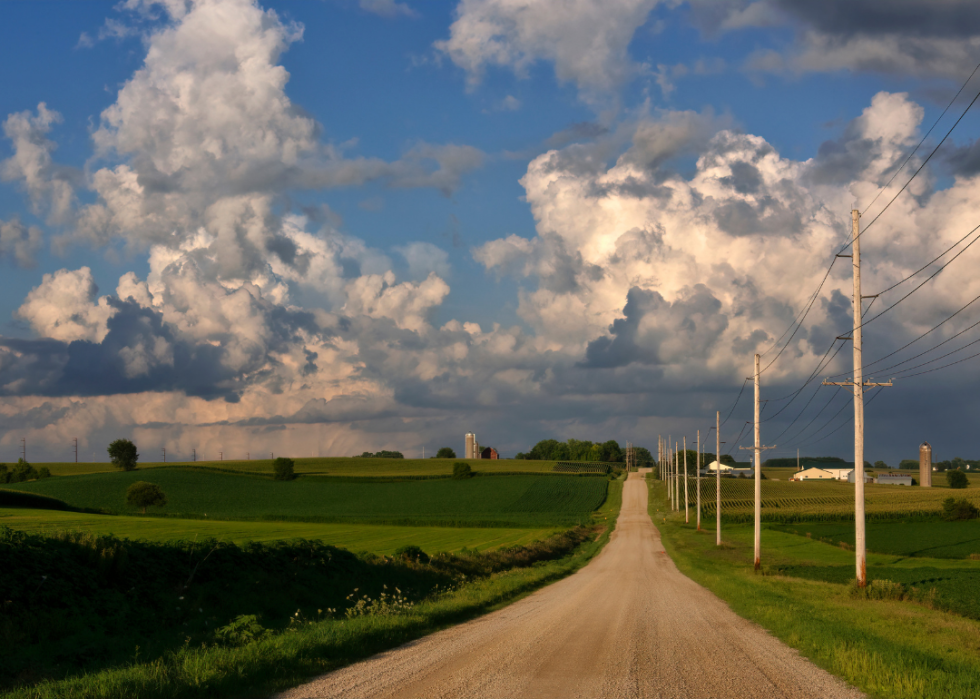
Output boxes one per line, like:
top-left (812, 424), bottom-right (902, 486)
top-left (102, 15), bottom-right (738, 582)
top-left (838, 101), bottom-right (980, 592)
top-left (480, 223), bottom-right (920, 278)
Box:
top-left (514, 439), bottom-right (653, 464)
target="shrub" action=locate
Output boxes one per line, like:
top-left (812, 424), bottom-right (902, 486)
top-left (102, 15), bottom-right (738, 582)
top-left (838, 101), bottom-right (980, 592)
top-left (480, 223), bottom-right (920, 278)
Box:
top-left (37, 466), bottom-right (51, 479)
top-left (10, 459), bottom-right (38, 483)
top-left (213, 614), bottom-right (270, 646)
top-left (452, 462), bottom-right (474, 480)
top-left (941, 497), bottom-right (979, 521)
top-left (272, 457), bottom-right (296, 481)
top-left (107, 439), bottom-right (139, 471)
top-left (436, 447), bottom-right (456, 459)
top-left (125, 481), bottom-right (167, 513)
top-left (946, 469), bottom-right (969, 489)
top-left (394, 544), bottom-right (430, 563)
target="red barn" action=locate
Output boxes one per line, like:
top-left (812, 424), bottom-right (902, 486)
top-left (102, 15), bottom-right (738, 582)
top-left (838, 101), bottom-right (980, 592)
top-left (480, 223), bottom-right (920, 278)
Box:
top-left (481, 447), bottom-right (499, 460)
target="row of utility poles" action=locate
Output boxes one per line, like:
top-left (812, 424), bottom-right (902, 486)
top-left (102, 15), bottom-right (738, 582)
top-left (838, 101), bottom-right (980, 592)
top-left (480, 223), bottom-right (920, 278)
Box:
top-left (656, 210), bottom-right (888, 587)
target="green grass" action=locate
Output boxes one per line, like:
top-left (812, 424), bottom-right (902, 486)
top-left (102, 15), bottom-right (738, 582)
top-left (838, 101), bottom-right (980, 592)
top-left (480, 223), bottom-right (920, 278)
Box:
top-left (674, 474), bottom-right (980, 522)
top-left (0, 507), bottom-right (556, 554)
top-left (5, 468), bottom-right (607, 528)
top-left (29, 458), bottom-right (560, 478)
top-left (650, 479), bottom-right (980, 699)
top-left (774, 520), bottom-right (980, 559)
top-left (3, 479), bottom-right (625, 699)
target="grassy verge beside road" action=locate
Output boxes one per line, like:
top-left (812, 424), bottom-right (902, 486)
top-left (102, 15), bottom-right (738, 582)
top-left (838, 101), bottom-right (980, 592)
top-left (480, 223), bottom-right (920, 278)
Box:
top-left (4, 478), bottom-right (624, 699)
top-left (649, 478), bottom-right (980, 698)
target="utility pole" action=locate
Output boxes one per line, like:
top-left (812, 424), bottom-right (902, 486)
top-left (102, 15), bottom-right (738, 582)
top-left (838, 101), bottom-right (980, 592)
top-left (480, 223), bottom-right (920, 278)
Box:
top-left (797, 448), bottom-right (800, 471)
top-left (21, 438), bottom-right (26, 462)
top-left (161, 447), bottom-right (166, 463)
top-left (696, 429), bottom-right (701, 531)
top-left (683, 437), bottom-right (689, 523)
top-left (822, 208), bottom-right (893, 588)
top-left (219, 451), bottom-right (223, 461)
top-left (674, 442), bottom-right (681, 512)
top-left (716, 412), bottom-right (722, 546)
top-left (73, 438), bottom-right (78, 463)
top-left (741, 353), bottom-right (775, 571)
top-left (193, 448), bottom-right (196, 462)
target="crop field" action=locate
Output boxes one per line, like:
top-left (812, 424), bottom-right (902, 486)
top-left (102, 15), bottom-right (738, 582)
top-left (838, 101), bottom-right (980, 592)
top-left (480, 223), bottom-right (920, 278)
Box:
top-left (4, 468), bottom-right (608, 527)
top-left (553, 462), bottom-right (611, 474)
top-left (668, 475), bottom-right (980, 522)
top-left (0, 507), bottom-right (555, 554)
top-left (774, 520), bottom-right (980, 559)
top-left (27, 457), bottom-right (560, 478)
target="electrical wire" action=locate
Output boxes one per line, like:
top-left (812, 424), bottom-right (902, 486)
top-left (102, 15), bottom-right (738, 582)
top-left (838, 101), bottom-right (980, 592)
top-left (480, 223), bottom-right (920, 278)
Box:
top-left (862, 59), bottom-right (980, 217)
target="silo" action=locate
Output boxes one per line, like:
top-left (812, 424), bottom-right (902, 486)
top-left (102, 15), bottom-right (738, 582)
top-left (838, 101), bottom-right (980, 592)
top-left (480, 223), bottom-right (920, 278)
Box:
top-left (919, 442), bottom-right (932, 487)
top-left (465, 433), bottom-right (476, 459)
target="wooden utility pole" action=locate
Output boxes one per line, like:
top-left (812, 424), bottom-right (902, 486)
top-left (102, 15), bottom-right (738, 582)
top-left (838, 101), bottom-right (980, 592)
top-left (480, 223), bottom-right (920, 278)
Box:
top-left (161, 447), bottom-right (166, 463)
top-left (73, 437), bottom-right (78, 464)
top-left (21, 437), bottom-right (26, 462)
top-left (675, 443), bottom-right (680, 512)
top-left (822, 208), bottom-right (893, 588)
top-left (696, 429), bottom-right (701, 531)
top-left (797, 448), bottom-right (800, 471)
top-left (741, 353), bottom-right (775, 571)
top-left (683, 437), bottom-right (689, 523)
top-left (716, 411), bottom-right (722, 546)
top-left (193, 448), bottom-right (196, 462)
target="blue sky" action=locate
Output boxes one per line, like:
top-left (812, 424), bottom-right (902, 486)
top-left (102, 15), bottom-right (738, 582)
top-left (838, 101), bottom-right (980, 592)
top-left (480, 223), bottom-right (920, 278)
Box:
top-left (3, 0), bottom-right (980, 464)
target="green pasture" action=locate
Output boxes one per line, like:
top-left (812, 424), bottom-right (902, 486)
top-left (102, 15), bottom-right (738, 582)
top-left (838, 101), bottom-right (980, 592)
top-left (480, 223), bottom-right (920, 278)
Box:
top-left (28, 457), bottom-right (559, 478)
top-left (0, 508), bottom-right (556, 554)
top-left (774, 520), bottom-right (980, 560)
top-left (650, 478), bottom-right (980, 699)
top-left (4, 468), bottom-right (607, 527)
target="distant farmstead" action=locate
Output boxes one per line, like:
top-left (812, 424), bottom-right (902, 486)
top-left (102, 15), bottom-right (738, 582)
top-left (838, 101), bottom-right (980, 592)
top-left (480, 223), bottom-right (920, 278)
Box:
top-left (875, 473), bottom-right (913, 486)
top-left (481, 447), bottom-right (499, 460)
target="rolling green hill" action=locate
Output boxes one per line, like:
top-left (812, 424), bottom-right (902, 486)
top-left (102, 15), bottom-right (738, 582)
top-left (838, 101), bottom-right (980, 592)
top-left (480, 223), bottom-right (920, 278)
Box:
top-left (5, 468), bottom-right (607, 528)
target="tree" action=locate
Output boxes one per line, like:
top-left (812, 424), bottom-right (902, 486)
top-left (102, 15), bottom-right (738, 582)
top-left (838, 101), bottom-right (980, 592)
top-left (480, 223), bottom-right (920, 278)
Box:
top-left (941, 497), bottom-right (978, 520)
top-left (452, 462), bottom-right (474, 479)
top-left (436, 447), bottom-right (456, 459)
top-left (874, 460), bottom-right (889, 470)
top-left (9, 459), bottom-right (38, 483)
top-left (126, 481), bottom-right (167, 513)
top-left (946, 469), bottom-right (969, 489)
top-left (273, 457), bottom-right (295, 481)
top-left (108, 439), bottom-right (139, 471)
top-left (633, 447), bottom-right (654, 466)
top-left (898, 459), bottom-right (919, 470)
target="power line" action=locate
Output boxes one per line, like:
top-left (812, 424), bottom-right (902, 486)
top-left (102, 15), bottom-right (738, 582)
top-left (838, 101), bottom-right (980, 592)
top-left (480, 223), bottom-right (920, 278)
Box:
top-left (841, 82), bottom-right (980, 254)
top-left (862, 59), bottom-right (980, 217)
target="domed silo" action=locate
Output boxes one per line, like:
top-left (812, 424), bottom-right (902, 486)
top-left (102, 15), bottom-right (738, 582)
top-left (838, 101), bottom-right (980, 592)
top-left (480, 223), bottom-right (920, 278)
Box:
top-left (919, 442), bottom-right (932, 487)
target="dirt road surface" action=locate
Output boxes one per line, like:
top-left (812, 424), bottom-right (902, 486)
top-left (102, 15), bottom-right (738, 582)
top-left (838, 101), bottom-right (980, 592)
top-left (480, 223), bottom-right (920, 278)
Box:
top-left (276, 472), bottom-right (863, 699)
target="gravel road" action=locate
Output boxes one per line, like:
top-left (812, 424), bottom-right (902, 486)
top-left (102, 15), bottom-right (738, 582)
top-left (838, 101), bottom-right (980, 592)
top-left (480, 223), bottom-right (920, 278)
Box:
top-left (276, 471), bottom-right (863, 699)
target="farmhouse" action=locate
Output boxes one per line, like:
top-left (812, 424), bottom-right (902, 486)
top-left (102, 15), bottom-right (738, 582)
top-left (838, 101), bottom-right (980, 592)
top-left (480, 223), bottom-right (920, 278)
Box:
top-left (875, 473), bottom-right (913, 486)
top-left (791, 467), bottom-right (837, 481)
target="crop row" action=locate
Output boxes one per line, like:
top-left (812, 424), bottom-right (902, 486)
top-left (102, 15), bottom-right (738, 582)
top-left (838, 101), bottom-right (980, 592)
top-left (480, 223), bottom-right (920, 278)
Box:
top-left (553, 463), bottom-right (611, 474)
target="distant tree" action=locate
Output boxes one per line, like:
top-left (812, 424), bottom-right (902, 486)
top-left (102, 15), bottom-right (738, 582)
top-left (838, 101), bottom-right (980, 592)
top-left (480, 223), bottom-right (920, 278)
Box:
top-left (273, 457), bottom-right (296, 481)
top-left (633, 447), bottom-right (654, 466)
top-left (719, 454), bottom-right (737, 467)
top-left (37, 467), bottom-right (51, 479)
top-left (946, 469), bottom-right (969, 489)
top-left (126, 481), bottom-right (167, 513)
top-left (898, 459), bottom-right (920, 470)
top-left (0, 465), bottom-right (6, 484)
top-left (108, 439), bottom-right (139, 471)
top-left (874, 460), bottom-right (889, 470)
top-left (452, 462), bottom-right (474, 480)
top-left (436, 447), bottom-right (456, 459)
top-left (941, 497), bottom-right (978, 520)
top-left (10, 459), bottom-right (38, 483)
top-left (357, 450), bottom-right (405, 459)
top-left (514, 452), bottom-right (526, 459)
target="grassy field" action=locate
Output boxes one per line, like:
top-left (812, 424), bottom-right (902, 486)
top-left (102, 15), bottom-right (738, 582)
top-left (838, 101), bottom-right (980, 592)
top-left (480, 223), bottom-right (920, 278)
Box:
top-left (649, 476), bottom-right (980, 699)
top-left (4, 468), bottom-right (608, 527)
top-left (774, 520), bottom-right (980, 560)
top-left (0, 507), bottom-right (557, 554)
top-left (28, 457), bottom-right (560, 478)
top-left (671, 474), bottom-right (980, 522)
top-left (3, 478), bottom-right (625, 699)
